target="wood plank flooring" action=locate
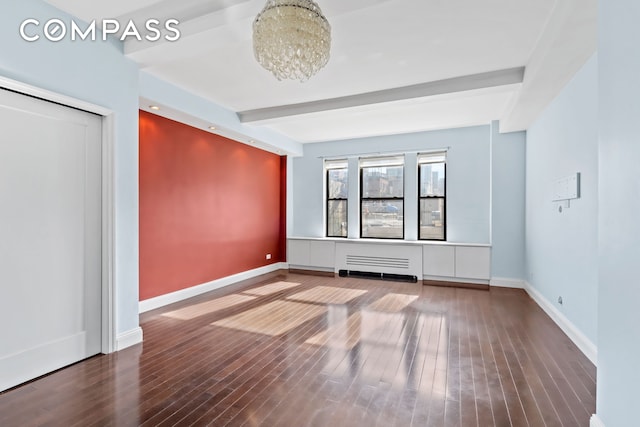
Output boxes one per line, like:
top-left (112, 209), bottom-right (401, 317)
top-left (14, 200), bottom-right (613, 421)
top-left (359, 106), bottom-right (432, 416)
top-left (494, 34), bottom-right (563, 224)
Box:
top-left (0, 273), bottom-right (596, 426)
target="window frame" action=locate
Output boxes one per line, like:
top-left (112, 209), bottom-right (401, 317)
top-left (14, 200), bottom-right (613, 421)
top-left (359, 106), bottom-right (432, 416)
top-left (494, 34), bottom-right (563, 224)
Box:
top-left (325, 160), bottom-right (348, 238)
top-left (418, 153), bottom-right (446, 241)
top-left (359, 156), bottom-right (405, 240)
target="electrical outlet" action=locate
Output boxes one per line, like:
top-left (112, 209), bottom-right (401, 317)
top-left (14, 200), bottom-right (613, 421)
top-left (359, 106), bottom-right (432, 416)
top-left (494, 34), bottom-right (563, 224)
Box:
top-left (266, 253), bottom-right (272, 260)
top-left (558, 296), bottom-right (563, 305)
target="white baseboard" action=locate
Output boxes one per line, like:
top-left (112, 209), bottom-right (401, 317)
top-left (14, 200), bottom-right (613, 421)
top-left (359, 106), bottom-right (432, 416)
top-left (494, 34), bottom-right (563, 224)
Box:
top-left (423, 275), bottom-right (489, 285)
top-left (590, 414), bottom-right (605, 427)
top-left (490, 277), bottom-right (525, 289)
top-left (289, 265), bottom-right (334, 273)
top-left (116, 327), bottom-right (143, 351)
top-left (524, 281), bottom-right (597, 365)
top-left (139, 262), bottom-right (288, 313)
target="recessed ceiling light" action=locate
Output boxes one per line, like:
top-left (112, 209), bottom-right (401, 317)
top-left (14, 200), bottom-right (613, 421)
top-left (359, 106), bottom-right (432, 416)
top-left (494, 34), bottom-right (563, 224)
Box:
top-left (249, 140), bottom-right (255, 144)
top-left (149, 105), bottom-right (160, 111)
top-left (209, 126), bottom-right (217, 130)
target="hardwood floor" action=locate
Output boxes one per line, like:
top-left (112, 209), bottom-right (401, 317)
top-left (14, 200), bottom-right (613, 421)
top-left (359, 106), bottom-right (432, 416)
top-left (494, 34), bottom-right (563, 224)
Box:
top-left (0, 273), bottom-right (596, 426)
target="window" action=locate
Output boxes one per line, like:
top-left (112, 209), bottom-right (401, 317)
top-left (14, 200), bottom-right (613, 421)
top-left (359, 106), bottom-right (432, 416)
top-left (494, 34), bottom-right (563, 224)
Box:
top-left (360, 155), bottom-right (404, 239)
top-left (326, 159), bottom-right (348, 237)
top-left (418, 152), bottom-right (446, 240)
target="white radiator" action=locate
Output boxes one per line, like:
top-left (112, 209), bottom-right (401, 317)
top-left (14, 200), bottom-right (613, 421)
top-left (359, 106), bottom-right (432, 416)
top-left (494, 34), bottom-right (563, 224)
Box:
top-left (345, 255), bottom-right (410, 269)
top-left (335, 242), bottom-right (422, 278)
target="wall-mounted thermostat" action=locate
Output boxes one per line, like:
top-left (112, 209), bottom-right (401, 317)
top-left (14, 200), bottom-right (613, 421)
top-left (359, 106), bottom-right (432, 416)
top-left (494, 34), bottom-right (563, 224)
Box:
top-left (553, 173), bottom-right (580, 202)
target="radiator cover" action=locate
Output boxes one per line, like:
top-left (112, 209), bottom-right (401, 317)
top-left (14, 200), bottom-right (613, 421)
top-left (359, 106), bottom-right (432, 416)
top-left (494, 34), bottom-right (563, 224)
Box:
top-left (335, 242), bottom-right (422, 278)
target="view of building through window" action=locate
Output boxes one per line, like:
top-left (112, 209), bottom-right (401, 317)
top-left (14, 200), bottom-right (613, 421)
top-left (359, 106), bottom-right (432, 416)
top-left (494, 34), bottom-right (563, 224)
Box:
top-left (326, 153), bottom-right (445, 240)
top-left (419, 153), bottom-right (446, 240)
top-left (361, 156), bottom-right (404, 239)
top-left (326, 160), bottom-right (348, 237)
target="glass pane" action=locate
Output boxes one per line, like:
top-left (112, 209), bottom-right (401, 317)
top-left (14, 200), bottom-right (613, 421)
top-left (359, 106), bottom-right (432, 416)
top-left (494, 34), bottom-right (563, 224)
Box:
top-left (419, 198), bottom-right (445, 240)
top-left (419, 163), bottom-right (445, 197)
top-left (362, 166), bottom-right (404, 198)
top-left (327, 200), bottom-right (347, 237)
top-left (328, 168), bottom-right (348, 199)
top-left (362, 200), bottom-right (403, 239)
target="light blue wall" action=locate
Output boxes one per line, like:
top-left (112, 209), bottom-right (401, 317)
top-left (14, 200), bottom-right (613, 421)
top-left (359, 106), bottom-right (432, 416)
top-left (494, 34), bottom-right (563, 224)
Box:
top-left (490, 123), bottom-right (526, 280)
top-left (0, 0), bottom-right (140, 335)
top-left (597, 1), bottom-right (640, 425)
top-left (525, 54), bottom-right (599, 345)
top-left (292, 126), bottom-right (492, 244)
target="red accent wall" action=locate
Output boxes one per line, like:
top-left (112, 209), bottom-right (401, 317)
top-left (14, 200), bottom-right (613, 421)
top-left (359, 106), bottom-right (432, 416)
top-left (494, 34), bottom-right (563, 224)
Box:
top-left (139, 111), bottom-right (286, 301)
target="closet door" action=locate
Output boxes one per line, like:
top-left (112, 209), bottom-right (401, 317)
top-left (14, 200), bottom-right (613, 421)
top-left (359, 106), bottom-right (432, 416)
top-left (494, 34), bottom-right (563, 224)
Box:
top-left (0, 88), bottom-right (102, 392)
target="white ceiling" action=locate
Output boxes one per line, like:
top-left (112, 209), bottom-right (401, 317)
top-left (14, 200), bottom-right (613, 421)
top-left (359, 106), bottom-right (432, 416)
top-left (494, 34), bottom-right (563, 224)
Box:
top-left (45, 0), bottom-right (596, 144)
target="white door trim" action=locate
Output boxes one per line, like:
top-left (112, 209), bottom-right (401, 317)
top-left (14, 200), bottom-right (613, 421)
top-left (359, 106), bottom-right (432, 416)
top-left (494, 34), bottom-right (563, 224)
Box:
top-left (0, 75), bottom-right (117, 354)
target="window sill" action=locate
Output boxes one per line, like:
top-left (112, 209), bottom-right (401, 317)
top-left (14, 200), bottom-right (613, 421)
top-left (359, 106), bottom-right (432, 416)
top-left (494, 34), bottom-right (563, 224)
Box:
top-left (288, 236), bottom-right (491, 248)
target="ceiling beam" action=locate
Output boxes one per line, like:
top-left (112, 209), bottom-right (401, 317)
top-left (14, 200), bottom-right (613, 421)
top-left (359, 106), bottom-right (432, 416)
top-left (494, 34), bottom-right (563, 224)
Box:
top-left (123, 0), bottom-right (256, 57)
top-left (238, 67), bottom-right (525, 123)
top-left (499, 0), bottom-right (596, 132)
top-left (123, 0), bottom-right (393, 59)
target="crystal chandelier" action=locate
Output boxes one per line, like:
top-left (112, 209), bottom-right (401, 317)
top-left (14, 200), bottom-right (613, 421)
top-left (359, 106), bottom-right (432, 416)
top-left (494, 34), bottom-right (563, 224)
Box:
top-left (253, 0), bottom-right (331, 82)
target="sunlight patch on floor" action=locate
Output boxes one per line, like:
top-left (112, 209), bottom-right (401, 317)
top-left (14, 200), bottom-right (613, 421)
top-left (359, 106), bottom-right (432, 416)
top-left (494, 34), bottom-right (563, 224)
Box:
top-left (287, 286), bottom-right (367, 305)
top-left (162, 294), bottom-right (256, 320)
top-left (242, 281), bottom-right (302, 296)
top-left (365, 293), bottom-right (418, 313)
top-left (211, 300), bottom-right (327, 336)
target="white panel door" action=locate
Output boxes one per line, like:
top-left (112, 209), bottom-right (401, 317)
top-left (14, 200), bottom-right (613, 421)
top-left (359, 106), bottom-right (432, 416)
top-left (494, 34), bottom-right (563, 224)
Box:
top-left (0, 88), bottom-right (102, 392)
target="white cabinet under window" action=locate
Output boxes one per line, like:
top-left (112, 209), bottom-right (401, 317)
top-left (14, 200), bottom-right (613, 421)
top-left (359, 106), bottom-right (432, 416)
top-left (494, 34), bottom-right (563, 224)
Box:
top-left (288, 239), bottom-right (311, 266)
top-left (288, 238), bottom-right (491, 283)
top-left (288, 239), bottom-right (335, 270)
top-left (422, 244), bottom-right (490, 281)
top-left (308, 241), bottom-right (335, 268)
top-left (422, 245), bottom-right (455, 277)
top-left (455, 246), bottom-right (491, 280)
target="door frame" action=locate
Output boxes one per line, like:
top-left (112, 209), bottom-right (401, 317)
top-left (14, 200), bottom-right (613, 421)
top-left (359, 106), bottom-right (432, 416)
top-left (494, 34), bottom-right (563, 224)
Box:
top-left (0, 76), bottom-right (117, 353)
